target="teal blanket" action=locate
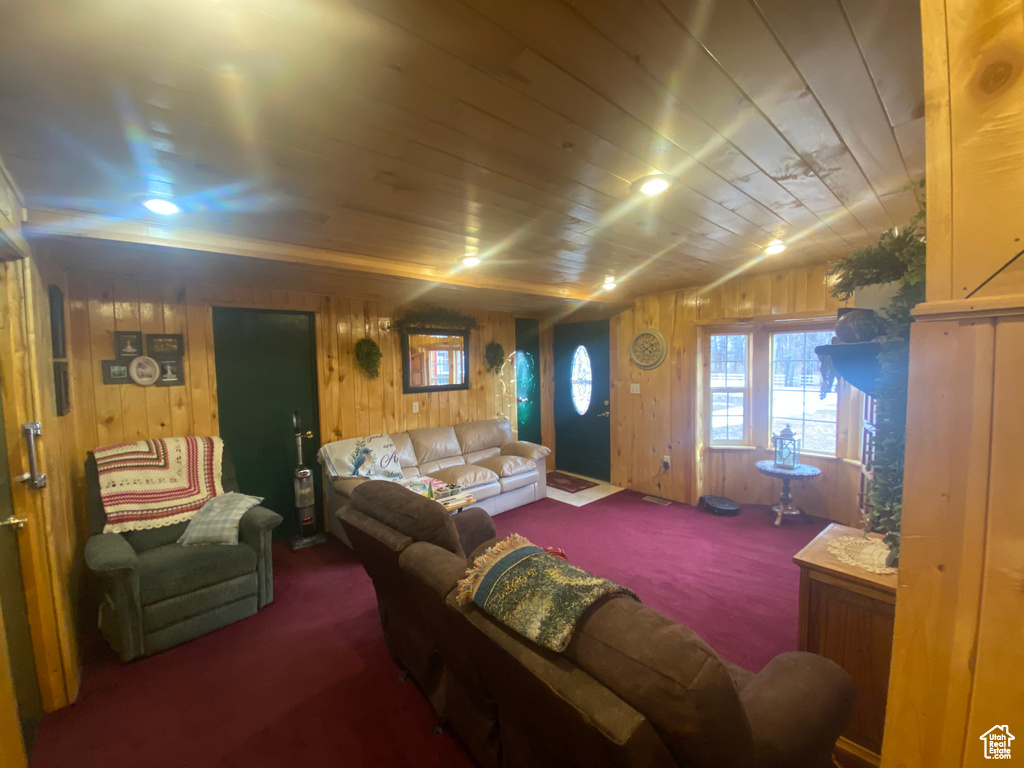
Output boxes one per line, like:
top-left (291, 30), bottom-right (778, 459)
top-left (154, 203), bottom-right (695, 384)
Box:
top-left (457, 534), bottom-right (638, 652)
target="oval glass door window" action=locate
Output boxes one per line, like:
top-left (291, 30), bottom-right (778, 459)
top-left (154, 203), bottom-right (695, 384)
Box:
top-left (570, 345), bottom-right (592, 415)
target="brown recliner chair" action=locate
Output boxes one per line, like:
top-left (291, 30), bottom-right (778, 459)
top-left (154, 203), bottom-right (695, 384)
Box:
top-left (341, 481), bottom-right (856, 768)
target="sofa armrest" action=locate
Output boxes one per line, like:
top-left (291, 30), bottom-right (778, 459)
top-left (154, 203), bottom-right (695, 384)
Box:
top-left (399, 541), bottom-right (469, 600)
top-left (239, 505), bottom-right (283, 608)
top-left (501, 441), bottom-right (551, 461)
top-left (331, 476), bottom-right (368, 498)
top-left (84, 533), bottom-right (144, 661)
top-left (452, 507), bottom-right (496, 556)
top-left (468, 537), bottom-right (500, 562)
top-left (739, 652), bottom-right (856, 768)
top-left (84, 533), bottom-right (139, 573)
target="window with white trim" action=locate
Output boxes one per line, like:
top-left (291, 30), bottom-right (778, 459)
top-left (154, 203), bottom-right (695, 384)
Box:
top-left (769, 330), bottom-right (838, 455)
top-left (709, 333), bottom-right (750, 445)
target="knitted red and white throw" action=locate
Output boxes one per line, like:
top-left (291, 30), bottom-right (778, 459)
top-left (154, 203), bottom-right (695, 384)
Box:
top-left (93, 437), bottom-right (224, 533)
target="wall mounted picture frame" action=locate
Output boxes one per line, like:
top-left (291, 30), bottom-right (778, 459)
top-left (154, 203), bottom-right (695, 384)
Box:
top-left (53, 361), bottom-right (70, 416)
top-left (147, 334), bottom-right (184, 361)
top-left (155, 358), bottom-right (185, 387)
top-left (102, 360), bottom-right (131, 385)
top-left (128, 356), bottom-right (161, 386)
top-left (48, 284), bottom-right (66, 359)
top-left (114, 331), bottom-right (143, 360)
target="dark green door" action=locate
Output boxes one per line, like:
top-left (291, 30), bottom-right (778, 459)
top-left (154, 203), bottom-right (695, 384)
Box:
top-left (553, 320), bottom-right (610, 481)
top-left (514, 318), bottom-right (542, 444)
top-left (0, 388), bottom-right (42, 751)
top-left (212, 308), bottom-right (321, 540)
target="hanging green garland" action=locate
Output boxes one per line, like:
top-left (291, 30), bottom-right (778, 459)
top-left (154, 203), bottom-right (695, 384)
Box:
top-left (484, 341), bottom-right (506, 373)
top-left (354, 337), bottom-right (383, 380)
top-left (395, 306), bottom-right (479, 333)
top-left (825, 189), bottom-right (926, 566)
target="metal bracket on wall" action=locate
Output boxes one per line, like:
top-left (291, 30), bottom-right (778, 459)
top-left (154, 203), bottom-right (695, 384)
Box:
top-left (15, 421), bottom-right (46, 489)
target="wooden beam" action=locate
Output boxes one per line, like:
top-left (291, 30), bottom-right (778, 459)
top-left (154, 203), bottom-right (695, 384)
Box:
top-left (25, 208), bottom-right (619, 304)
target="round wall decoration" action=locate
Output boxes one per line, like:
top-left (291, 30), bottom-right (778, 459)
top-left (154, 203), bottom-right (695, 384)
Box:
top-left (129, 356), bottom-right (161, 386)
top-left (629, 328), bottom-right (667, 370)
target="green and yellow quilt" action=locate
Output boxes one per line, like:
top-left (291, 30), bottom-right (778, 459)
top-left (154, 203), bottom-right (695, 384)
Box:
top-left (457, 534), bottom-right (638, 652)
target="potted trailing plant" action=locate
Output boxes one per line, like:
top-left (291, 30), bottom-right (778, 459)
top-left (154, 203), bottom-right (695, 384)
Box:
top-left (825, 199), bottom-right (926, 566)
top-left (354, 337), bottom-right (383, 380)
top-left (484, 341), bottom-right (505, 373)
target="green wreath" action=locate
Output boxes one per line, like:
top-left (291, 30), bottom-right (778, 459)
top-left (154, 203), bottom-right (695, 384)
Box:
top-left (354, 337), bottom-right (383, 380)
top-left (485, 341), bottom-right (505, 373)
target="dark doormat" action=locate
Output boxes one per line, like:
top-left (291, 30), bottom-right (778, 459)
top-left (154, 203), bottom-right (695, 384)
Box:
top-left (546, 471), bottom-right (599, 494)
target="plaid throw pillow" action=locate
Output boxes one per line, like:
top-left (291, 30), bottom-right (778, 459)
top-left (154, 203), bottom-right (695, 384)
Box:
top-left (177, 493), bottom-right (263, 546)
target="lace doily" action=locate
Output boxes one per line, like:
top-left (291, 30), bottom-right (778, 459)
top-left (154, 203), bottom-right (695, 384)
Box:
top-left (827, 536), bottom-right (897, 574)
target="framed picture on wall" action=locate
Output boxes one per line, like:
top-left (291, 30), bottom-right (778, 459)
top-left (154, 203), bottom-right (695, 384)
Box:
top-left (102, 360), bottom-right (131, 385)
top-left (114, 331), bottom-right (143, 360)
top-left (147, 334), bottom-right (184, 361)
top-left (48, 284), bottom-right (66, 359)
top-left (53, 361), bottom-right (70, 416)
top-left (155, 358), bottom-right (185, 387)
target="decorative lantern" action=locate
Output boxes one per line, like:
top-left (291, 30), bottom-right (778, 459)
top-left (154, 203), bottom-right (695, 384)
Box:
top-left (772, 425), bottom-right (800, 469)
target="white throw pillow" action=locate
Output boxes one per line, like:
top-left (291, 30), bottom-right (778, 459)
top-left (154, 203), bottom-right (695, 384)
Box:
top-left (317, 434), bottom-right (403, 480)
top-left (177, 493), bottom-right (263, 546)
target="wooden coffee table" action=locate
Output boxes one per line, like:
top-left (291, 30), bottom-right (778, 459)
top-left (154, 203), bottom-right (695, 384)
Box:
top-left (439, 494), bottom-right (475, 514)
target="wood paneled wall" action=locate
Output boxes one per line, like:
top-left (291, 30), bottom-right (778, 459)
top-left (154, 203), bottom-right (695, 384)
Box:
top-left (64, 273), bottom-right (523, 459)
top-left (610, 263), bottom-right (862, 525)
top-left (882, 1), bottom-right (1024, 764)
top-left (538, 321), bottom-right (556, 472)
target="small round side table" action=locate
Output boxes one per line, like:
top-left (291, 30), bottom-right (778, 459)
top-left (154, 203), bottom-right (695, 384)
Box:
top-left (754, 460), bottom-right (821, 527)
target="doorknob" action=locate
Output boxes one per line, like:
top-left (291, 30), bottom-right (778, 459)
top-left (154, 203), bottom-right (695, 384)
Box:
top-left (517, 397), bottom-right (527, 403)
top-left (597, 411), bottom-right (610, 418)
top-left (303, 431), bottom-right (313, 439)
top-left (0, 516), bottom-right (27, 530)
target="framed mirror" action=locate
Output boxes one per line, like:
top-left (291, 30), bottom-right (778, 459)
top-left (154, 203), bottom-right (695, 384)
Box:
top-left (401, 328), bottom-right (471, 394)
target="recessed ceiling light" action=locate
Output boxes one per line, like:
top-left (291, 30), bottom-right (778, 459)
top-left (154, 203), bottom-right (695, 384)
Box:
top-left (602, 277), bottom-right (617, 290)
top-left (142, 198), bottom-right (180, 215)
top-left (631, 174), bottom-right (672, 196)
top-left (764, 239), bottom-right (786, 255)
top-left (462, 255), bottom-right (481, 267)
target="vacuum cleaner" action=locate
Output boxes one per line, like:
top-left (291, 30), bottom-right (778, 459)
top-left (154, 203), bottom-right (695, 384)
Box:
top-left (291, 411), bottom-right (326, 550)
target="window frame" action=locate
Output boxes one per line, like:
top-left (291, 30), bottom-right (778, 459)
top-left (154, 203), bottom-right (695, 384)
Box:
top-left (705, 330), bottom-right (753, 447)
top-left (703, 319), bottom-right (854, 459)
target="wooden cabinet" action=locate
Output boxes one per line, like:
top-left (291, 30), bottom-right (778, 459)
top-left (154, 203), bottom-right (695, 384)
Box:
top-left (794, 523), bottom-right (897, 768)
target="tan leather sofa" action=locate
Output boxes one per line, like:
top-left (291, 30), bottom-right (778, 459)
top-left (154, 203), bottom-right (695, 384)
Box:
top-left (321, 418), bottom-right (550, 545)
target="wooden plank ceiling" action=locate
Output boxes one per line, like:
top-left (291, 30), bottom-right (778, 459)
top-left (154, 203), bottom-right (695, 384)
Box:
top-left (0, 0), bottom-right (924, 305)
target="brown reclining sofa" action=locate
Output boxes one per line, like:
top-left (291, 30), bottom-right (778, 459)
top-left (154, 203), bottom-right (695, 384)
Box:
top-left (340, 480), bottom-right (856, 768)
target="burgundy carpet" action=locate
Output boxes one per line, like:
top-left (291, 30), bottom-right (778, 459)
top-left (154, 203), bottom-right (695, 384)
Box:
top-left (31, 492), bottom-right (825, 768)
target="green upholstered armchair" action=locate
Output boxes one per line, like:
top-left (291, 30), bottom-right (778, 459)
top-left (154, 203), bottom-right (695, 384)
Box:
top-left (83, 446), bottom-right (282, 661)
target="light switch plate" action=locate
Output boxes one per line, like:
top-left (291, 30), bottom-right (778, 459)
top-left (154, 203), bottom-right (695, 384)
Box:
top-left (412, 401), bottom-right (420, 413)
top-left (630, 383), bottom-right (640, 394)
